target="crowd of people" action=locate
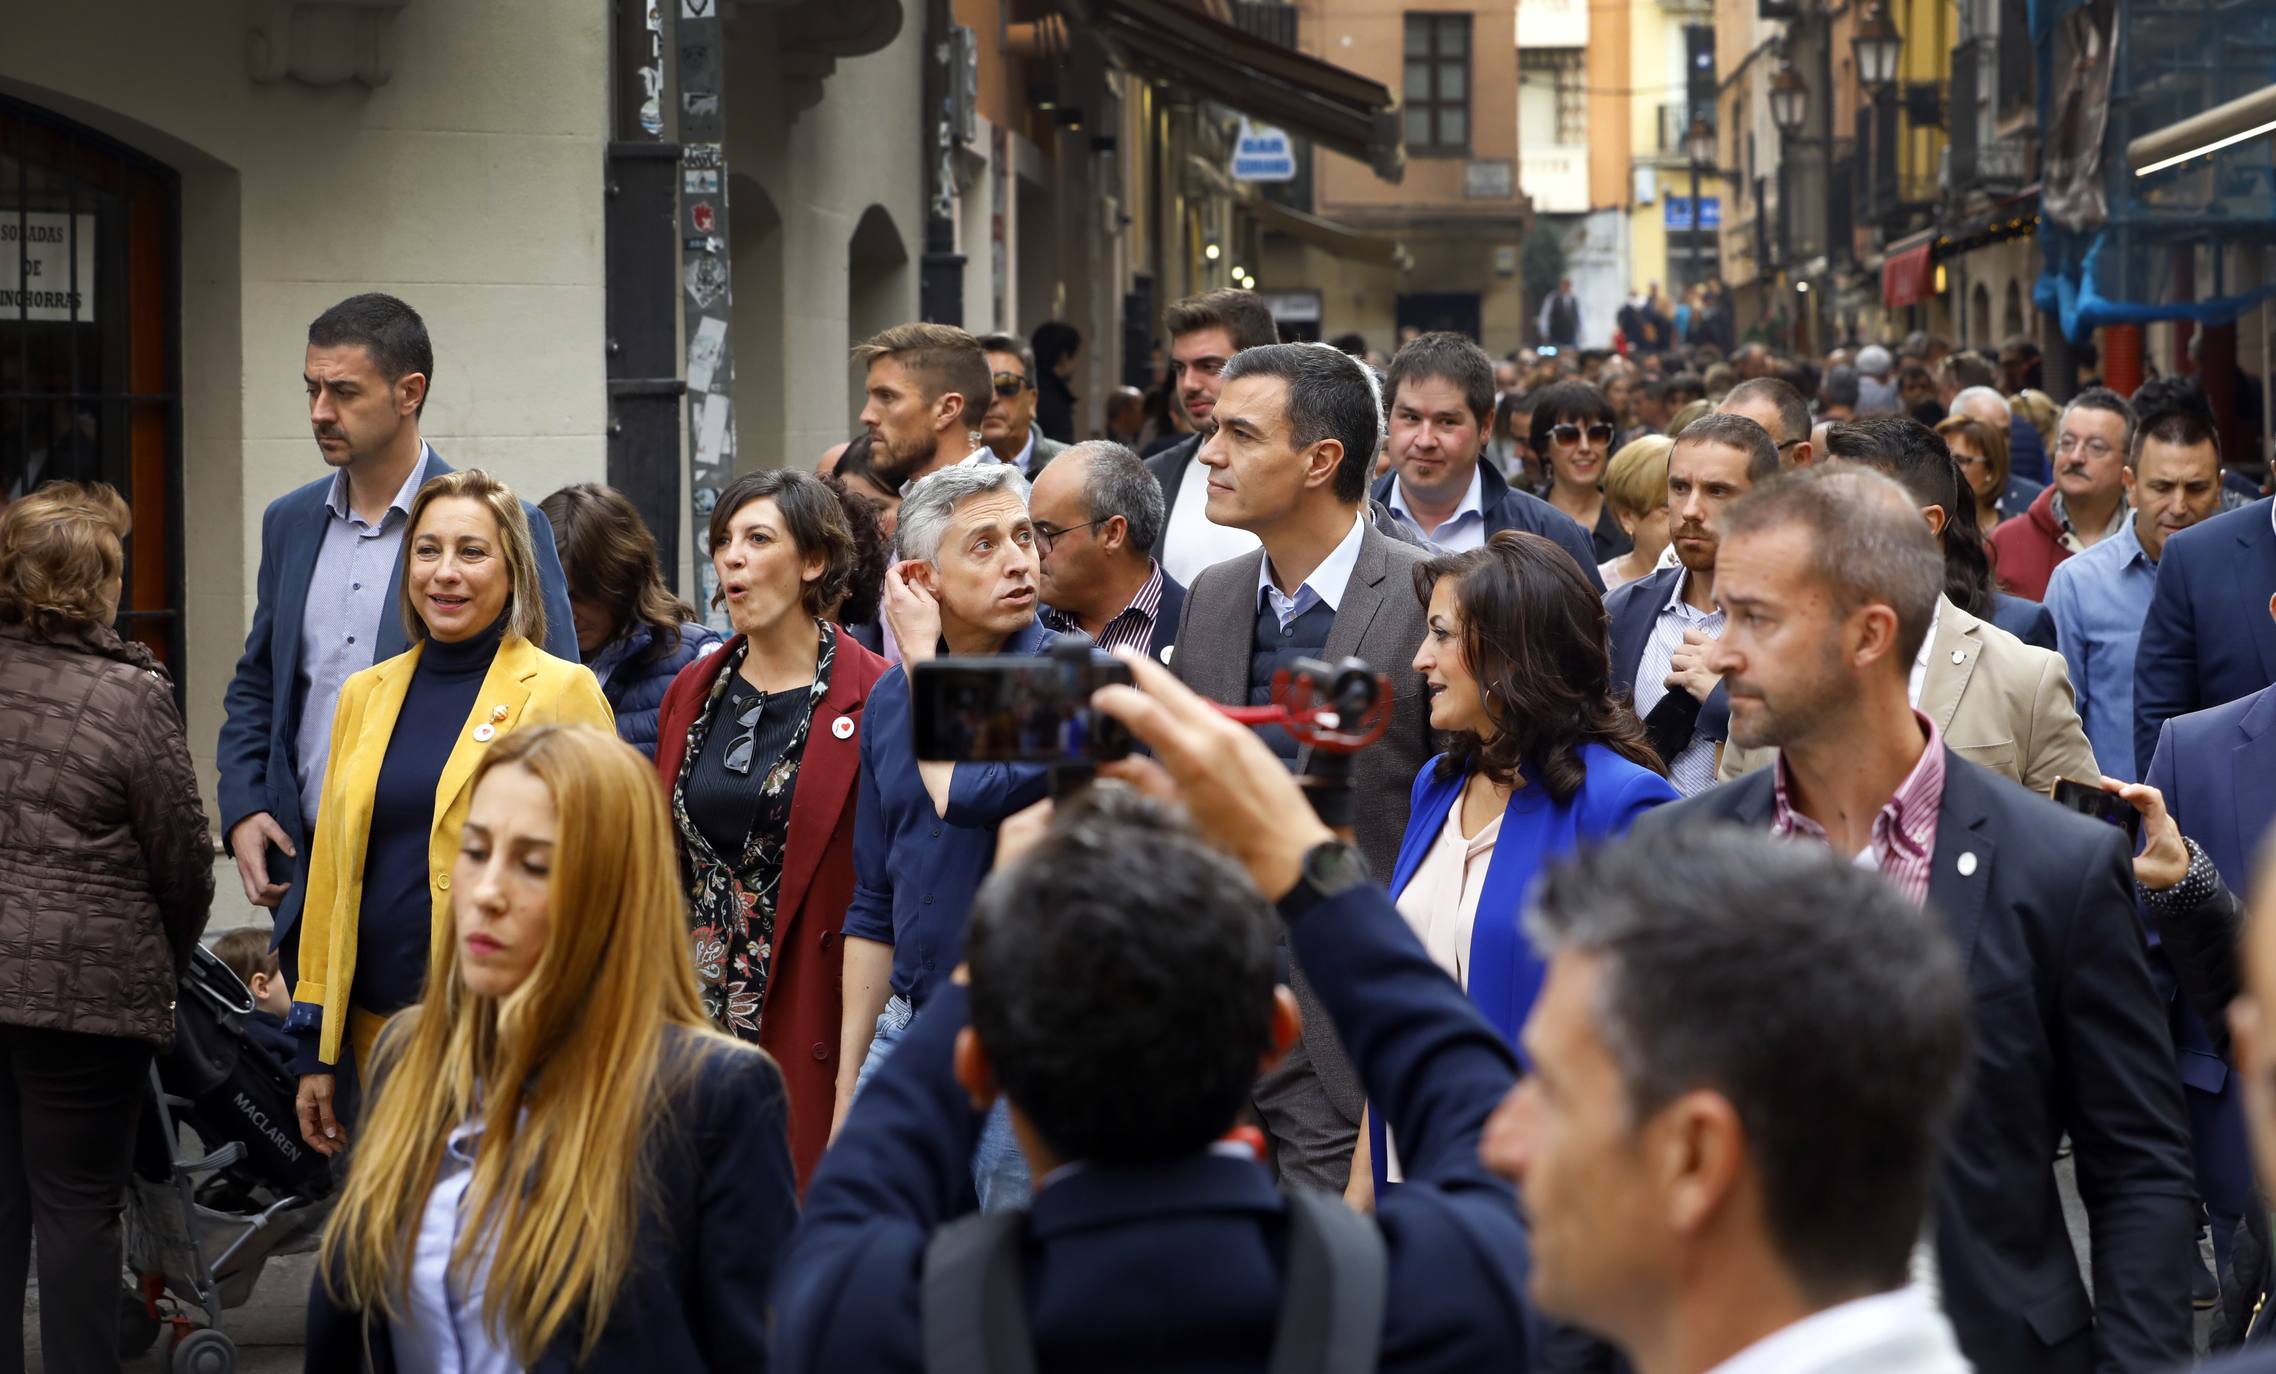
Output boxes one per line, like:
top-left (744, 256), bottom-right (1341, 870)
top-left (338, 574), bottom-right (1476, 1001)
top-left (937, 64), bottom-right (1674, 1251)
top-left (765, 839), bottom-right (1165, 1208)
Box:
top-left (3, 283), bottom-right (2275, 1374)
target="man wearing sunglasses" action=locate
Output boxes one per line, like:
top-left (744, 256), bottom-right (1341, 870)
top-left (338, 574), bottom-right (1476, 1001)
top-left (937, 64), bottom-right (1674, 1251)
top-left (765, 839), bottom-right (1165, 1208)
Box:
top-left (977, 333), bottom-right (1069, 478)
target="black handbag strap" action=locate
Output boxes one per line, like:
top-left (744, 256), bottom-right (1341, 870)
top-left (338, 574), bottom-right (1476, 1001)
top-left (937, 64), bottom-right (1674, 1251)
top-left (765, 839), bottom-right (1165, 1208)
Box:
top-left (921, 1189), bottom-right (1387, 1374)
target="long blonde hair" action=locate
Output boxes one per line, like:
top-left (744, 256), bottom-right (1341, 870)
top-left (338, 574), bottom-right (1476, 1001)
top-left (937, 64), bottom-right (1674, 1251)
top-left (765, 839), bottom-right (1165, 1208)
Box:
top-left (399, 469), bottom-right (548, 647)
top-left (320, 724), bottom-right (748, 1361)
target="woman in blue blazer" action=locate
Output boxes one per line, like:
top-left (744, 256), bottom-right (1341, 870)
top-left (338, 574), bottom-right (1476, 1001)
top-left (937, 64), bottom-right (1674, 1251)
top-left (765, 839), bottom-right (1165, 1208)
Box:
top-left (1366, 531), bottom-right (1678, 1195)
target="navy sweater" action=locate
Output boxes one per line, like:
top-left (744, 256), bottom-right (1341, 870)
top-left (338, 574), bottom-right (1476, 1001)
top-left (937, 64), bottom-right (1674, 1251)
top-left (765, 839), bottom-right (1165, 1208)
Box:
top-left (354, 623), bottom-right (498, 1014)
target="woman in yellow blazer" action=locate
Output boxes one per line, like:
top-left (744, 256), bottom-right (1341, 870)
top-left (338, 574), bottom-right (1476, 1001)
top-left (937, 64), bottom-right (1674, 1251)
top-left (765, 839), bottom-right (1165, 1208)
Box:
top-left (289, 469), bottom-right (612, 1155)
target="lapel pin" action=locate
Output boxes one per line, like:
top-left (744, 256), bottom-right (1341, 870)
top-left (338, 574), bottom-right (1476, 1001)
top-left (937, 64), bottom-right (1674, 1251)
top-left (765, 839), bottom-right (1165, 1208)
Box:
top-left (1957, 851), bottom-right (1978, 877)
top-left (1950, 650), bottom-right (1967, 665)
top-left (473, 723), bottom-right (497, 743)
top-left (831, 715), bottom-right (855, 740)
top-left (491, 704), bottom-right (510, 721)
top-left (1160, 644), bottom-right (1175, 665)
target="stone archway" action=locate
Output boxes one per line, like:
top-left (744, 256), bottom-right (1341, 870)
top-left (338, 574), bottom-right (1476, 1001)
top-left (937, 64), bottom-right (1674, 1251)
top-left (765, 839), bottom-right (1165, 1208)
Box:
top-left (846, 203), bottom-right (911, 427)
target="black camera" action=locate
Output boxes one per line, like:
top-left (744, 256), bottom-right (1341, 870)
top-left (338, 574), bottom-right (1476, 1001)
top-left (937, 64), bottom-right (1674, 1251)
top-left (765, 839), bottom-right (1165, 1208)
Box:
top-left (909, 636), bottom-right (1134, 766)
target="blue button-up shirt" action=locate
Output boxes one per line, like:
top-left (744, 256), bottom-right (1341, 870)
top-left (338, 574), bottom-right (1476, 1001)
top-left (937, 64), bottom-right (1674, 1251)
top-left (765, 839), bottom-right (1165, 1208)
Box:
top-left (2044, 516), bottom-right (2156, 782)
top-left (846, 620), bottom-right (1055, 1007)
top-left (293, 445), bottom-right (432, 828)
top-left (1387, 466), bottom-right (1488, 552)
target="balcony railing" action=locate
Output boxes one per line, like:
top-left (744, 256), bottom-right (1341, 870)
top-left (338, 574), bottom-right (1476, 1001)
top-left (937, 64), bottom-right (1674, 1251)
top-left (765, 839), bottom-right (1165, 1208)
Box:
top-left (1232, 1), bottom-right (1298, 49)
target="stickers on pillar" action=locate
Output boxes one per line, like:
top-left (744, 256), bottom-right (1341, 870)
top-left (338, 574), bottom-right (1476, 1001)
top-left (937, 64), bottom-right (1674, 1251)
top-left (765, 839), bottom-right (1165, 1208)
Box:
top-left (679, 42), bottom-right (712, 75)
top-left (685, 254), bottom-right (729, 310)
top-left (685, 169), bottom-right (719, 195)
top-left (691, 202), bottom-right (717, 234)
top-left (684, 143), bottom-right (724, 171)
top-left (683, 92), bottom-right (720, 119)
top-left (695, 395), bottom-right (733, 472)
top-left (682, 0), bottom-right (714, 15)
top-left (687, 318), bottom-right (728, 394)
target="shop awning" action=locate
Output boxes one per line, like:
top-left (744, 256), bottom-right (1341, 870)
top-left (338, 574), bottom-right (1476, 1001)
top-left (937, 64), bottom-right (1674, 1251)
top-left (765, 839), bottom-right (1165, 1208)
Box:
top-left (1231, 176), bottom-right (1408, 267)
top-left (1882, 231), bottom-right (1936, 310)
top-left (1064, 0), bottom-right (1404, 182)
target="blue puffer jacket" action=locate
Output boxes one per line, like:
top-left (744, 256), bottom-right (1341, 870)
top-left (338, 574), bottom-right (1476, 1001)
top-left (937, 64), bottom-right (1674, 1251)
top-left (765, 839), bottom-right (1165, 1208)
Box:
top-left (596, 622), bottom-right (725, 759)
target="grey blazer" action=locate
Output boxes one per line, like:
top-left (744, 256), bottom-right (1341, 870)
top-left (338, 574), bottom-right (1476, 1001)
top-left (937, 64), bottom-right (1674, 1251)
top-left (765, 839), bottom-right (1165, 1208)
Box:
top-left (1169, 517), bottom-right (1436, 1160)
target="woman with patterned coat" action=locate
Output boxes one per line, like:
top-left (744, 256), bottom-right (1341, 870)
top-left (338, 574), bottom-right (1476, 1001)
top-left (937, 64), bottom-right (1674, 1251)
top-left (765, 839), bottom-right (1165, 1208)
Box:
top-left (655, 469), bottom-right (888, 1190)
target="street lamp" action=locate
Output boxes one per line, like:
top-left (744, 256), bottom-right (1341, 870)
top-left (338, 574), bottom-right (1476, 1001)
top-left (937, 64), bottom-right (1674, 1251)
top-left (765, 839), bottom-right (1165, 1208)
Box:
top-left (1685, 113), bottom-right (1717, 169)
top-left (1769, 60), bottom-right (1809, 139)
top-left (1853, 1), bottom-right (1903, 97)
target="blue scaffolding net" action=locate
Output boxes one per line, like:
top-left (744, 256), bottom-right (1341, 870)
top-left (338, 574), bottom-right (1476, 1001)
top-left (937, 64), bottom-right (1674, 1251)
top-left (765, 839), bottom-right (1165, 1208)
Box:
top-left (2031, 0), bottom-right (2276, 341)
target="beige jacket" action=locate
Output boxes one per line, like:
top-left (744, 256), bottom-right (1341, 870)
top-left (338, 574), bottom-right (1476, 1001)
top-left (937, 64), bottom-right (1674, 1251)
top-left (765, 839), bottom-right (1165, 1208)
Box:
top-left (1720, 595), bottom-right (2099, 793)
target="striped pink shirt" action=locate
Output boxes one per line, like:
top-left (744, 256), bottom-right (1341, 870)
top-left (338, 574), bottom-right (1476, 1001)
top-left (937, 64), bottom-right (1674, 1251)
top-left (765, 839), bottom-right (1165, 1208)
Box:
top-left (1769, 713), bottom-right (1947, 907)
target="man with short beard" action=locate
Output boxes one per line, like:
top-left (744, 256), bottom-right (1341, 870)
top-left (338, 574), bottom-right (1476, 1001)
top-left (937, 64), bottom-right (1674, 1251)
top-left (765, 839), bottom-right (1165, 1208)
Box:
top-left (1647, 467), bottom-right (2195, 1374)
top-left (1603, 413), bottom-right (1780, 796)
top-left (852, 323), bottom-right (995, 488)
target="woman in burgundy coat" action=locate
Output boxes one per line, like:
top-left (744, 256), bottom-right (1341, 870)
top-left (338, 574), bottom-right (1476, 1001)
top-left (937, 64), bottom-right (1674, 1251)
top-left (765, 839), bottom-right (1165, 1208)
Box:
top-left (656, 470), bottom-right (889, 1189)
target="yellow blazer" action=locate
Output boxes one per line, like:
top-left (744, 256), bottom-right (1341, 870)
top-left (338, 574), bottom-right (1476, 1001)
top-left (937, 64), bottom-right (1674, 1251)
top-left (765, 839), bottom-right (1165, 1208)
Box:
top-left (296, 633), bottom-right (613, 1066)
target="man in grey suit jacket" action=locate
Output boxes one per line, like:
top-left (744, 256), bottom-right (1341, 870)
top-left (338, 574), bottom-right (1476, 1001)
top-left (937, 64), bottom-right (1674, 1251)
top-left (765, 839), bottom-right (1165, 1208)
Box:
top-left (977, 332), bottom-right (1068, 476)
top-left (1169, 341), bottom-right (1435, 1192)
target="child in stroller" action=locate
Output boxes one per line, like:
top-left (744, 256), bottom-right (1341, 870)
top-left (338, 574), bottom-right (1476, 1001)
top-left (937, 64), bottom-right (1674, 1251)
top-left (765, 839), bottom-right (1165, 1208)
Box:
top-left (121, 937), bottom-right (334, 1372)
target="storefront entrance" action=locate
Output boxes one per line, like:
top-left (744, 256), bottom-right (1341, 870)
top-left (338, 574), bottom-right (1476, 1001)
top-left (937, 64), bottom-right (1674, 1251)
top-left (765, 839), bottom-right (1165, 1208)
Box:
top-left (1, 95), bottom-right (181, 680)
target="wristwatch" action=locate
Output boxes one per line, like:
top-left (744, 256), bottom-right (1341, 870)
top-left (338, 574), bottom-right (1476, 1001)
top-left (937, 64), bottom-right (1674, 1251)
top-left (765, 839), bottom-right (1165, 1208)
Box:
top-left (1274, 839), bottom-right (1371, 925)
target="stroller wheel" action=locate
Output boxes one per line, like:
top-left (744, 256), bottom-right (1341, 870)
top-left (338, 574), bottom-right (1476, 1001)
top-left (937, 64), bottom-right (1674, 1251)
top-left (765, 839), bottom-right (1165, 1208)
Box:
top-left (170, 1327), bottom-right (236, 1374)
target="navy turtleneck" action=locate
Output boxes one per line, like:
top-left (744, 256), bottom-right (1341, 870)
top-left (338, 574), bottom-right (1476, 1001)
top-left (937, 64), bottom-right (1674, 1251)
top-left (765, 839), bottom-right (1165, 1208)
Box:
top-left (352, 615), bottom-right (505, 1019)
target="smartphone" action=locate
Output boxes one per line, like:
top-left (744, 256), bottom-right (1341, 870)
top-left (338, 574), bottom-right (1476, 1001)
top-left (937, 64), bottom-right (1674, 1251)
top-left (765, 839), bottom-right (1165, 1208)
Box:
top-left (2049, 778), bottom-right (2142, 844)
top-left (909, 654), bottom-right (1134, 763)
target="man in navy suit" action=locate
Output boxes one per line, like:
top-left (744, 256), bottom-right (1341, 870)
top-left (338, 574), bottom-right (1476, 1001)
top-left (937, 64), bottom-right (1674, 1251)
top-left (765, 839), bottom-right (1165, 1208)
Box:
top-left (1369, 331), bottom-right (1601, 585)
top-left (2144, 588), bottom-right (2276, 1286)
top-left (1604, 413), bottom-right (1782, 795)
top-left (775, 652), bottom-right (1535, 1374)
top-left (2196, 857), bottom-right (2276, 1374)
top-left (1649, 466), bottom-right (2195, 1373)
top-left (2133, 492), bottom-right (2276, 776)
top-left (216, 294), bottom-right (577, 970)
top-left (1030, 440), bottom-right (1185, 663)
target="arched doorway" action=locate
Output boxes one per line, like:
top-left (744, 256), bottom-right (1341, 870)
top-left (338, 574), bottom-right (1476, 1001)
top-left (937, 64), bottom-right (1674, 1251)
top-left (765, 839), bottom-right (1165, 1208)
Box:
top-left (1969, 283), bottom-right (1992, 349)
top-left (2002, 279), bottom-right (2025, 342)
top-left (0, 95), bottom-right (179, 678)
top-left (846, 204), bottom-right (909, 428)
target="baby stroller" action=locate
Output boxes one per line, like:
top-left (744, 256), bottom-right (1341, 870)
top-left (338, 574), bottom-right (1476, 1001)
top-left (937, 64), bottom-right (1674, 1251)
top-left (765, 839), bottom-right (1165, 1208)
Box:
top-left (121, 944), bottom-right (335, 1373)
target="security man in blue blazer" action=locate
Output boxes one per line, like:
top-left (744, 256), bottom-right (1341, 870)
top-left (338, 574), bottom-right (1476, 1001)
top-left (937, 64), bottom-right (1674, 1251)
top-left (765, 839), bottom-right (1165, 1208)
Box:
top-left (216, 294), bottom-right (577, 971)
top-left (773, 651), bottom-right (1537, 1374)
top-left (2133, 494), bottom-right (2276, 776)
top-left (2143, 588), bottom-right (2276, 1284)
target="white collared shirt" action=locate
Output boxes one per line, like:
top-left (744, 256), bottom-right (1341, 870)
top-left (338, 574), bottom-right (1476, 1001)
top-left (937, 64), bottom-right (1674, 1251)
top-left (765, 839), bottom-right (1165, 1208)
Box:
top-left (1388, 464), bottom-right (1488, 552)
top-left (1256, 512), bottom-right (1367, 632)
top-left (1161, 449), bottom-right (1262, 585)
top-left (1010, 427), bottom-right (1038, 475)
top-left (1705, 1286), bottom-right (1967, 1374)
top-left (1634, 566), bottom-right (1726, 796)
top-left (1907, 596), bottom-right (1945, 708)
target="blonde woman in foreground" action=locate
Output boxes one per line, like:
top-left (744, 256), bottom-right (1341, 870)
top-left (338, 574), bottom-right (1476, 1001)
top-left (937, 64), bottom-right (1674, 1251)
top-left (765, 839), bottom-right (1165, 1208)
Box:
top-left (307, 724), bottom-right (796, 1371)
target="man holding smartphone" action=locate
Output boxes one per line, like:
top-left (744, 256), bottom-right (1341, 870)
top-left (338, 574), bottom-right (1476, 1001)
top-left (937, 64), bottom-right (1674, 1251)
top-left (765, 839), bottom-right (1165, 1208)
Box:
top-left (838, 461), bottom-right (1051, 1210)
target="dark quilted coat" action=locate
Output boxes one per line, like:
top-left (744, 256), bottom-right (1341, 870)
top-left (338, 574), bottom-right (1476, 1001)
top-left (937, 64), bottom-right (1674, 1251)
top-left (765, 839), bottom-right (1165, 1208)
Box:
top-left (0, 620), bottom-right (215, 1047)
top-left (602, 621), bottom-right (724, 760)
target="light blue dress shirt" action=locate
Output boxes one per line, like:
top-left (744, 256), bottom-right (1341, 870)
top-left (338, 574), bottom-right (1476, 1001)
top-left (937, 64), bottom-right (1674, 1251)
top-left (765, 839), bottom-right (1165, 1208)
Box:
top-left (293, 445), bottom-right (432, 828)
top-left (1255, 512), bottom-right (1366, 632)
top-left (1387, 466), bottom-right (1487, 552)
top-left (390, 1114), bottom-right (516, 1374)
top-left (2044, 516), bottom-right (2156, 782)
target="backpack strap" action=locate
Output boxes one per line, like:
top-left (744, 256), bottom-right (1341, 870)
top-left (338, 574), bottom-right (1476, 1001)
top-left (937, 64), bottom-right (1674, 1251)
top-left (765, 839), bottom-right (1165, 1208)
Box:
top-left (1266, 1190), bottom-right (1389, 1374)
top-left (922, 1208), bottom-right (1039, 1374)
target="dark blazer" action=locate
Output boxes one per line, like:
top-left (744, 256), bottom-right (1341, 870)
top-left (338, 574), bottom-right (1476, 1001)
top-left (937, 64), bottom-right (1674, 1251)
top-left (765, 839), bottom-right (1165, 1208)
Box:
top-left (1368, 462), bottom-right (1606, 591)
top-left (1143, 433), bottom-right (1204, 563)
top-left (1170, 519), bottom-right (1436, 1179)
top-left (2133, 496), bottom-right (2276, 776)
top-left (1146, 570), bottom-right (1187, 663)
top-left (655, 630), bottom-right (891, 1191)
top-left (2201, 1346), bottom-right (2276, 1374)
top-left (215, 451), bottom-right (580, 948)
top-left (304, 1033), bottom-right (797, 1372)
top-left (1991, 590), bottom-right (2059, 652)
top-left (1640, 756), bottom-right (2197, 1374)
top-left (2144, 683), bottom-right (2276, 1225)
top-left (1604, 565), bottom-right (1730, 744)
top-left (770, 875), bottom-right (1534, 1374)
